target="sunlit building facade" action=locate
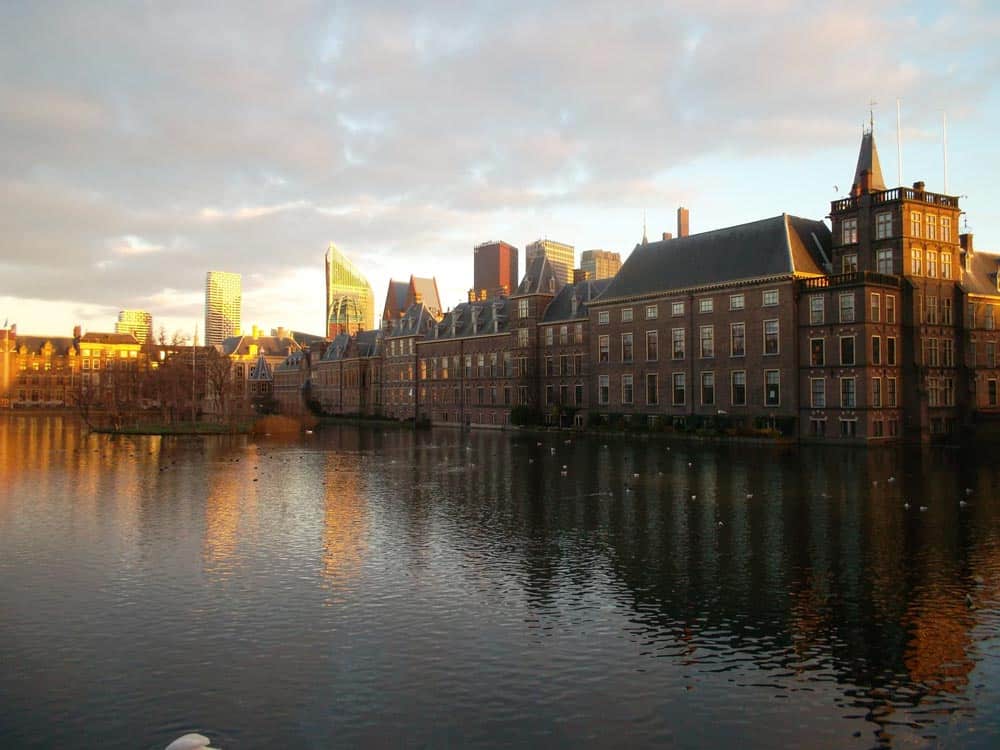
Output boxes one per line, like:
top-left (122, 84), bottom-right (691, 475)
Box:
top-left (325, 243), bottom-right (374, 338)
top-left (526, 239), bottom-right (574, 288)
top-left (115, 309), bottom-right (153, 344)
top-left (205, 271), bottom-right (242, 347)
top-left (579, 250), bottom-right (621, 280)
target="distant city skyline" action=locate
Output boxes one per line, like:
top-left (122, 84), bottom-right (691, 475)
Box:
top-left (2, 2), bottom-right (999, 337)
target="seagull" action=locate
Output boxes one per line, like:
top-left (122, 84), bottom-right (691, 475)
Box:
top-left (691, 494), bottom-right (697, 499)
top-left (959, 500), bottom-right (968, 508)
top-left (919, 505), bottom-right (928, 512)
top-left (166, 734), bottom-right (219, 750)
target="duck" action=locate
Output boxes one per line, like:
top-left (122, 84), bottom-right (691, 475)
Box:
top-left (166, 734), bottom-right (219, 750)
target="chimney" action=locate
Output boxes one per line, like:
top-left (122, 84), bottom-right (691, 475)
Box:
top-left (662, 232), bottom-right (672, 241)
top-left (913, 180), bottom-right (925, 194)
top-left (677, 206), bottom-right (690, 238)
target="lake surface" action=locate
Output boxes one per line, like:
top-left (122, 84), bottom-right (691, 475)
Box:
top-left (1, 416), bottom-right (998, 749)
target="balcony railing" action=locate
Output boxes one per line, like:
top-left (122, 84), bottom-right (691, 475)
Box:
top-left (833, 188), bottom-right (959, 213)
top-left (800, 271), bottom-right (902, 289)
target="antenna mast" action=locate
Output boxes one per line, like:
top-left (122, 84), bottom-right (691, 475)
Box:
top-left (896, 98), bottom-right (903, 186)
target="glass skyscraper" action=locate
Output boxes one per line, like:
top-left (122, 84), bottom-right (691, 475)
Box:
top-left (204, 271), bottom-right (242, 346)
top-left (325, 243), bottom-right (374, 337)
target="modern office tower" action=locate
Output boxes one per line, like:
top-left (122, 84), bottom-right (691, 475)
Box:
top-left (580, 250), bottom-right (622, 280)
top-left (472, 241), bottom-right (519, 299)
top-left (325, 243), bottom-right (374, 337)
top-left (525, 239), bottom-right (574, 287)
top-left (114, 309), bottom-right (153, 344)
top-left (204, 271), bottom-right (242, 346)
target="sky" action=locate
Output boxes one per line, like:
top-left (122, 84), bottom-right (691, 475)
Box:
top-left (2, 0), bottom-right (999, 340)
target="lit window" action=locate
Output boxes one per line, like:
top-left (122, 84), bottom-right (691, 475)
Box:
top-left (671, 301), bottom-right (684, 316)
top-left (842, 253), bottom-right (858, 273)
top-left (842, 218), bottom-right (858, 244)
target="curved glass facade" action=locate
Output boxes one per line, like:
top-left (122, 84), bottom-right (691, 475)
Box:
top-left (325, 243), bottom-right (374, 337)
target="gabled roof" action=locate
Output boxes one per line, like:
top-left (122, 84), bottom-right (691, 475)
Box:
top-left (410, 276), bottom-right (442, 317)
top-left (275, 350), bottom-right (309, 371)
top-left (321, 333), bottom-right (352, 361)
top-left (80, 332), bottom-right (139, 345)
top-left (597, 214), bottom-right (829, 303)
top-left (853, 131), bottom-right (887, 192)
top-left (514, 254), bottom-right (561, 296)
top-left (387, 302), bottom-right (436, 338)
top-left (383, 279), bottom-right (411, 320)
top-left (15, 336), bottom-right (79, 356)
top-left (248, 353), bottom-right (273, 381)
top-left (354, 329), bottom-right (382, 357)
top-left (221, 335), bottom-right (298, 357)
top-left (433, 298), bottom-right (511, 339)
top-left (542, 278), bottom-right (614, 323)
top-left (961, 251), bottom-right (1000, 298)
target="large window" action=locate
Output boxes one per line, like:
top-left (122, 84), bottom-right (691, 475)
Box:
top-left (842, 253), bottom-right (859, 273)
top-left (872, 377), bottom-right (882, 408)
top-left (809, 296), bottom-right (824, 325)
top-left (839, 293), bottom-right (855, 323)
top-left (622, 374), bottom-right (634, 405)
top-left (941, 252), bottom-right (952, 279)
top-left (841, 377), bottom-right (856, 408)
top-left (810, 338), bottom-right (825, 367)
top-left (764, 370), bottom-right (780, 406)
top-left (811, 378), bottom-right (826, 408)
top-left (598, 375), bottom-right (609, 405)
top-left (730, 294), bottom-right (745, 311)
top-left (911, 212), bottom-right (921, 237)
top-left (671, 301), bottom-right (684, 316)
top-left (621, 307), bottom-right (633, 323)
top-left (646, 373), bottom-right (658, 405)
top-left (876, 248), bottom-right (893, 274)
top-left (886, 295), bottom-right (896, 324)
top-left (672, 373), bottom-right (686, 405)
top-left (646, 304), bottom-right (658, 320)
top-left (872, 335), bottom-right (881, 365)
top-left (545, 328), bottom-right (554, 346)
top-left (621, 333), bottom-right (634, 363)
top-left (599, 335), bottom-right (609, 362)
top-left (927, 250), bottom-right (938, 278)
top-left (887, 377), bottom-right (897, 407)
top-left (646, 331), bottom-right (659, 361)
top-left (672, 328), bottom-right (685, 359)
top-left (731, 371), bottom-right (746, 406)
top-left (887, 337), bottom-right (896, 366)
top-left (699, 298), bottom-right (714, 314)
top-left (518, 298), bottom-right (530, 318)
top-left (842, 218), bottom-right (858, 244)
top-left (926, 214), bottom-right (937, 240)
top-left (700, 325), bottom-right (714, 358)
top-left (731, 322), bottom-right (746, 357)
top-left (701, 372), bottom-right (715, 405)
top-left (762, 289), bottom-right (779, 307)
top-left (911, 248), bottom-right (922, 275)
top-left (840, 336), bottom-right (856, 365)
top-left (875, 212), bottom-right (892, 239)
top-left (870, 293), bottom-right (880, 322)
top-left (942, 216), bottom-right (952, 243)
top-left (763, 320), bottom-right (779, 355)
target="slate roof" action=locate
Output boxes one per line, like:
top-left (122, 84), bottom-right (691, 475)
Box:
top-left (275, 350), bottom-right (309, 372)
top-left (321, 333), bottom-right (352, 361)
top-left (853, 131), bottom-right (887, 192)
top-left (383, 280), bottom-right (410, 319)
top-left (220, 335), bottom-right (298, 357)
top-left (15, 336), bottom-right (79, 355)
top-left (80, 332), bottom-right (139, 345)
top-left (248, 353), bottom-right (273, 381)
top-left (542, 278), bottom-right (613, 323)
top-left (597, 214), bottom-right (830, 303)
top-left (514, 254), bottom-right (561, 296)
top-left (410, 276), bottom-right (442, 317)
top-left (961, 251), bottom-right (1000, 297)
top-left (387, 303), bottom-right (436, 338)
top-left (354, 329), bottom-right (382, 357)
top-left (433, 298), bottom-right (511, 339)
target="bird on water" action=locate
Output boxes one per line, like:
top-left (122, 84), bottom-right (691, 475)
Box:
top-left (166, 734), bottom-right (219, 750)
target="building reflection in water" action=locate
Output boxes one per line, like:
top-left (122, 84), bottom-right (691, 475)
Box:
top-left (320, 449), bottom-right (367, 600)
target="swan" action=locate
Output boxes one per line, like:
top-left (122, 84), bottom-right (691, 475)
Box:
top-left (166, 734), bottom-right (219, 750)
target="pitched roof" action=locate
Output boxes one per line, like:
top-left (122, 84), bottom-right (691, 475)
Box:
top-left (597, 214), bottom-right (829, 303)
top-left (221, 335), bottom-right (298, 357)
top-left (383, 279), bottom-right (410, 320)
top-left (321, 333), bottom-right (352, 361)
top-left (514, 254), bottom-right (561, 296)
top-left (410, 276), bottom-right (442, 317)
top-left (961, 251), bottom-right (1000, 297)
top-left (80, 332), bottom-right (139, 345)
top-left (15, 336), bottom-right (78, 356)
top-left (542, 278), bottom-right (614, 322)
top-left (387, 302), bottom-right (436, 338)
top-left (433, 298), bottom-right (511, 339)
top-left (248, 353), bottom-right (273, 381)
top-left (853, 131), bottom-right (887, 192)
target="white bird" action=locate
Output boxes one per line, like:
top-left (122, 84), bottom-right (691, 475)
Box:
top-left (745, 493), bottom-right (754, 499)
top-left (687, 462), bottom-right (693, 467)
top-left (550, 447), bottom-right (556, 455)
top-left (888, 476), bottom-right (895, 483)
top-left (903, 502), bottom-right (910, 510)
top-left (919, 505), bottom-right (928, 512)
top-left (691, 494), bottom-right (697, 499)
top-left (959, 500), bottom-right (968, 508)
top-left (633, 473), bottom-right (640, 478)
top-left (965, 488), bottom-right (974, 495)
top-left (166, 734), bottom-right (220, 750)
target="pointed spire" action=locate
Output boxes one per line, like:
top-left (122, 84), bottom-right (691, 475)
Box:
top-left (852, 130), bottom-right (887, 194)
top-left (642, 210), bottom-right (648, 245)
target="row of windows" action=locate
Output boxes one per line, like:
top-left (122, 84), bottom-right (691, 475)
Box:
top-left (968, 341), bottom-right (999, 367)
top-left (809, 292), bottom-right (897, 325)
top-left (841, 213), bottom-right (953, 244)
top-left (809, 376), bottom-right (898, 409)
top-left (596, 290), bottom-right (780, 325)
top-left (597, 370), bottom-right (781, 407)
top-left (911, 248), bottom-right (953, 278)
top-left (598, 321), bottom-right (781, 362)
top-left (808, 334), bottom-right (898, 367)
top-left (542, 324), bottom-right (585, 346)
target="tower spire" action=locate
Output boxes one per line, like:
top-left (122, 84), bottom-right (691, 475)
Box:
top-left (642, 210), bottom-right (648, 245)
top-left (852, 126), bottom-right (886, 195)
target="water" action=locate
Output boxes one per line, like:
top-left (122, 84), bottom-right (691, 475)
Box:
top-left (1, 416), bottom-right (998, 749)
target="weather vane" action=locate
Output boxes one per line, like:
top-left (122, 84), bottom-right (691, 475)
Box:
top-left (868, 98), bottom-right (877, 133)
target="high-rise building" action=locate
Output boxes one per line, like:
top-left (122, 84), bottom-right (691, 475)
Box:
top-left (525, 239), bottom-right (574, 287)
top-left (204, 271), bottom-right (242, 346)
top-left (472, 241), bottom-right (519, 299)
top-left (325, 243), bottom-right (374, 337)
top-left (115, 309), bottom-right (153, 344)
top-left (580, 250), bottom-right (622, 280)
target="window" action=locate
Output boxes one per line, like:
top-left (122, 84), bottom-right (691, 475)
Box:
top-left (842, 253), bottom-right (858, 273)
top-left (926, 296), bottom-right (938, 324)
top-left (763, 320), bottom-right (779, 355)
top-left (518, 298), bottom-right (529, 318)
top-left (671, 301), bottom-right (684, 316)
top-left (942, 216), bottom-right (952, 243)
top-left (870, 293), bottom-right (880, 322)
top-left (731, 322), bottom-right (746, 357)
top-left (598, 310), bottom-right (609, 325)
top-left (545, 328), bottom-right (554, 346)
top-left (559, 326), bottom-right (568, 345)
top-left (645, 305), bottom-right (658, 320)
top-left (840, 336), bottom-right (856, 365)
top-left (731, 371), bottom-right (747, 405)
top-left (969, 302), bottom-right (977, 329)
top-left (762, 289), bottom-right (778, 307)
top-left (943, 298), bottom-right (953, 325)
top-left (989, 342), bottom-right (997, 368)
top-left (872, 377), bottom-right (882, 408)
top-left (701, 372), bottom-right (715, 405)
top-left (928, 377), bottom-right (941, 407)
top-left (730, 294), bottom-right (745, 311)
top-left (574, 323), bottom-right (583, 344)
top-left (646, 331), bottom-right (659, 361)
top-left (927, 250), bottom-right (938, 278)
top-left (672, 373), bottom-right (686, 405)
top-left (811, 378), bottom-right (826, 408)
top-left (517, 328), bottom-right (529, 347)
top-left (887, 337), bottom-right (896, 366)
top-left (598, 375), bottom-right (609, 405)
top-left (699, 298), bottom-right (714, 314)
top-left (646, 373), bottom-right (658, 405)
top-left (672, 328), bottom-right (685, 359)
top-left (545, 356), bottom-right (555, 376)
top-left (621, 333), bottom-right (634, 363)
top-left (842, 218), bottom-right (858, 244)
top-left (875, 212), bottom-right (892, 239)
top-left (911, 248), bottom-right (922, 275)
top-left (926, 214), bottom-right (937, 240)
top-left (911, 212), bottom-right (921, 237)
top-left (872, 335), bottom-right (881, 365)
top-left (810, 338), bottom-right (825, 366)
top-left (942, 339), bottom-right (954, 367)
top-left (621, 307), bottom-right (633, 323)
top-left (876, 248), bottom-right (893, 274)
top-left (989, 379), bottom-right (998, 407)
top-left (841, 377), bottom-right (856, 408)
top-left (839, 293), bottom-right (855, 323)
top-left (887, 377), bottom-right (897, 407)
top-left (986, 305), bottom-right (995, 330)
top-left (886, 295), bottom-right (896, 324)
top-left (575, 383), bottom-right (583, 406)
top-left (924, 338), bottom-right (939, 366)
top-left (765, 370), bottom-right (780, 406)
top-left (809, 296), bottom-right (824, 325)
top-left (622, 374), bottom-right (634, 405)
top-left (941, 252), bottom-right (952, 279)
top-left (700, 325), bottom-right (714, 357)
top-left (840, 418), bottom-right (858, 437)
